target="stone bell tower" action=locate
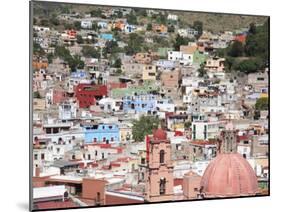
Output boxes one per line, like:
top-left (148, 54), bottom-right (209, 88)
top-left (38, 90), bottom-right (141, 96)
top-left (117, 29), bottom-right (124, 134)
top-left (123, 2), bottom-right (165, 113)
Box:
top-left (144, 128), bottom-right (174, 202)
top-left (220, 122), bottom-right (237, 154)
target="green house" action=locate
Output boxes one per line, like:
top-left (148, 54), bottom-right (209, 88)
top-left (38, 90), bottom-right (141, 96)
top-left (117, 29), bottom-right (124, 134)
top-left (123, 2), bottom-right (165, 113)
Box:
top-left (157, 47), bottom-right (174, 59)
top-left (193, 50), bottom-right (207, 65)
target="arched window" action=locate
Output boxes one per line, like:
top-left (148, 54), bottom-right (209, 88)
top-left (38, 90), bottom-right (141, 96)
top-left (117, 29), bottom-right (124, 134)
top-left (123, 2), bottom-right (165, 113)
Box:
top-left (160, 150), bottom-right (165, 164)
top-left (159, 177), bottom-right (166, 195)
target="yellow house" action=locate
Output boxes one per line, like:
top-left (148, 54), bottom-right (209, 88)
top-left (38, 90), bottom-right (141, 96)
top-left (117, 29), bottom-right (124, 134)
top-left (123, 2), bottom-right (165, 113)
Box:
top-left (119, 124), bottom-right (133, 144)
top-left (142, 65), bottom-right (157, 81)
top-left (33, 98), bottom-right (46, 111)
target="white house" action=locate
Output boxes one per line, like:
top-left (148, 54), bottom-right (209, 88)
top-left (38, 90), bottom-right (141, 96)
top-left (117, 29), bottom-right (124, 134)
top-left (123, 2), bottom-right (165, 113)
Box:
top-left (81, 20), bottom-right (92, 29)
top-left (168, 51), bottom-right (193, 65)
top-left (191, 121), bottom-right (221, 140)
top-left (167, 14), bottom-right (178, 21)
top-left (59, 102), bottom-right (77, 120)
top-left (98, 97), bottom-right (123, 113)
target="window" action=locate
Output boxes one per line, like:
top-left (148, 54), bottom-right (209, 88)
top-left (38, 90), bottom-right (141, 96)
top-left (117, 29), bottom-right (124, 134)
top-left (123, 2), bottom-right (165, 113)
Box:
top-left (141, 158), bottom-right (145, 164)
top-left (97, 192), bottom-right (100, 204)
top-left (34, 154), bottom-right (38, 160)
top-left (159, 178), bottom-right (166, 195)
top-left (88, 154), bottom-right (91, 160)
top-left (102, 153), bottom-right (104, 159)
top-left (160, 150), bottom-right (165, 164)
top-left (41, 153), bottom-right (45, 160)
top-left (95, 150), bottom-right (98, 156)
top-left (72, 155), bottom-right (76, 160)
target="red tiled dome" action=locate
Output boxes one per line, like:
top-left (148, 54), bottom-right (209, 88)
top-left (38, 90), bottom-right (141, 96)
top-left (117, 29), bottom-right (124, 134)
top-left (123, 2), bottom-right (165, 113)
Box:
top-left (153, 128), bottom-right (167, 140)
top-left (200, 153), bottom-right (258, 197)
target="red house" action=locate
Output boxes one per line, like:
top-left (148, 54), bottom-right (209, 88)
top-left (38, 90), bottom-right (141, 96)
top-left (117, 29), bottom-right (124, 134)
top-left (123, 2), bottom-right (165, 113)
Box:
top-left (75, 83), bottom-right (107, 108)
top-left (234, 34), bottom-right (247, 43)
top-left (53, 88), bottom-right (67, 104)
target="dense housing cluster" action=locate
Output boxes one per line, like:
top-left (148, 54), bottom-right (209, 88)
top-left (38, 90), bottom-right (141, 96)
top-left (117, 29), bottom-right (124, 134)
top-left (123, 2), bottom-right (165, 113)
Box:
top-left (32, 2), bottom-right (269, 210)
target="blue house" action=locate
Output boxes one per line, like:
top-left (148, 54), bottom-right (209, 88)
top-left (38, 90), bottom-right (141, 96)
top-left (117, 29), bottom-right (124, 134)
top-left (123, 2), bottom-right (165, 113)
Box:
top-left (122, 94), bottom-right (157, 114)
top-left (97, 21), bottom-right (108, 29)
top-left (83, 123), bottom-right (120, 144)
top-left (99, 33), bottom-right (114, 41)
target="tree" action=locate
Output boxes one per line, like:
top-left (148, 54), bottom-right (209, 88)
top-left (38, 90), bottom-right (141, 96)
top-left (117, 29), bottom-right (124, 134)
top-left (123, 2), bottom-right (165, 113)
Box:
top-left (147, 23), bottom-right (152, 31)
top-left (33, 42), bottom-right (45, 55)
top-left (125, 33), bottom-right (144, 55)
top-left (173, 34), bottom-right (192, 51)
top-left (225, 57), bottom-right (237, 71)
top-left (198, 63), bottom-right (206, 77)
top-left (47, 53), bottom-right (54, 63)
top-left (132, 116), bottom-right (160, 142)
top-left (193, 21), bottom-right (203, 38)
top-left (126, 11), bottom-right (138, 25)
top-left (249, 22), bottom-right (257, 35)
top-left (255, 97), bottom-right (268, 111)
top-left (104, 40), bottom-right (119, 55)
top-left (74, 21), bottom-right (81, 30)
top-left (40, 19), bottom-right (49, 26)
top-left (82, 46), bottom-right (100, 58)
top-left (33, 91), bottom-right (41, 98)
top-left (168, 25), bottom-right (175, 33)
top-left (50, 16), bottom-right (60, 26)
top-left (184, 121), bottom-right (191, 130)
top-left (90, 9), bottom-right (102, 17)
top-left (245, 20), bottom-right (269, 66)
top-left (113, 58), bottom-right (122, 68)
top-left (156, 13), bottom-right (167, 25)
top-left (68, 55), bottom-right (84, 72)
top-left (55, 46), bottom-right (71, 60)
top-left (76, 35), bottom-right (83, 44)
top-left (234, 58), bottom-right (262, 74)
top-left (228, 41), bottom-right (244, 57)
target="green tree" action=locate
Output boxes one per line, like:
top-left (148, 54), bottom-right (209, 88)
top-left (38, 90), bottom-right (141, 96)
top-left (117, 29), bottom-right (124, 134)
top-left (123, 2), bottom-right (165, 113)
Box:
top-left (50, 15), bottom-right (60, 26)
top-left (255, 97), bottom-right (268, 111)
top-left (125, 33), bottom-right (144, 55)
top-left (168, 25), bottom-right (175, 33)
top-left (198, 63), bottom-right (206, 77)
top-left (82, 46), bottom-right (100, 58)
top-left (234, 58), bottom-right (262, 74)
top-left (90, 9), bottom-right (102, 17)
top-left (132, 116), bottom-right (160, 142)
top-left (147, 23), bottom-right (152, 31)
top-left (68, 55), bottom-right (84, 72)
top-left (245, 20), bottom-right (269, 65)
top-left (33, 91), bottom-right (41, 98)
top-left (74, 21), bottom-right (81, 30)
top-left (249, 22), bottom-right (257, 35)
top-left (228, 41), bottom-right (244, 57)
top-left (47, 53), bottom-right (54, 63)
top-left (76, 34), bottom-right (83, 44)
top-left (126, 11), bottom-right (138, 25)
top-left (113, 58), bottom-right (122, 68)
top-left (173, 34), bottom-right (192, 51)
top-left (193, 21), bottom-right (203, 38)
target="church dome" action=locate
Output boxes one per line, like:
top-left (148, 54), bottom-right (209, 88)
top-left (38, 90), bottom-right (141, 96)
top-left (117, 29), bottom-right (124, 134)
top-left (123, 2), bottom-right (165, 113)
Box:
top-left (200, 153), bottom-right (258, 197)
top-left (153, 128), bottom-right (167, 140)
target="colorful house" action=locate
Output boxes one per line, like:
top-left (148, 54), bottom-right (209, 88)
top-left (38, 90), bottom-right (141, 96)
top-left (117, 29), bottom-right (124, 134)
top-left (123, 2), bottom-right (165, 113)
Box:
top-left (75, 83), bottom-right (107, 108)
top-left (122, 94), bottom-right (158, 114)
top-left (82, 123), bottom-right (120, 144)
top-left (193, 50), bottom-right (207, 65)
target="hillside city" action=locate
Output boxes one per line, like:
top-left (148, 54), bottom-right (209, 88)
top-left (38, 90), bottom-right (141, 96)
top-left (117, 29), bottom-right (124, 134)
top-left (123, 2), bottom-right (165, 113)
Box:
top-left (32, 2), bottom-right (269, 210)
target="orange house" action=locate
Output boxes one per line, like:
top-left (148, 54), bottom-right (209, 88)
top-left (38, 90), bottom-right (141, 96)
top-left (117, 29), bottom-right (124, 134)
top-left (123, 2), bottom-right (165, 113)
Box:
top-left (113, 21), bottom-right (125, 31)
top-left (33, 60), bottom-right (48, 70)
top-left (153, 24), bottom-right (168, 33)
